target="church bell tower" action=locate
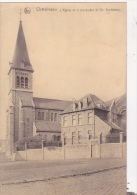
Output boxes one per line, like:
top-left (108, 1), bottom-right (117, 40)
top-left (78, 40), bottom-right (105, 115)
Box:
top-left (7, 20), bottom-right (34, 154)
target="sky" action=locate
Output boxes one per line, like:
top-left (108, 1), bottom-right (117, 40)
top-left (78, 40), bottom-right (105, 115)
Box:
top-left (0, 3), bottom-right (126, 139)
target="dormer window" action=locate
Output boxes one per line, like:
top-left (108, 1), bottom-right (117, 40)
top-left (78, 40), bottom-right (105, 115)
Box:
top-left (78, 102), bottom-right (82, 109)
top-left (73, 102), bottom-right (77, 111)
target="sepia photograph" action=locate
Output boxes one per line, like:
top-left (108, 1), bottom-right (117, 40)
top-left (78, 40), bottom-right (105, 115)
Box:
top-left (0, 2), bottom-right (132, 194)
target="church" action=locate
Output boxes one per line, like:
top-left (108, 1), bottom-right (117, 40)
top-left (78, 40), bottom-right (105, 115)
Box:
top-left (6, 20), bottom-right (126, 155)
top-left (6, 21), bottom-right (72, 155)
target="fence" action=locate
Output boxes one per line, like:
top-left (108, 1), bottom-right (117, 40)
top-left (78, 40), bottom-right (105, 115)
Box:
top-left (16, 140), bottom-right (62, 151)
top-left (16, 133), bottom-right (126, 151)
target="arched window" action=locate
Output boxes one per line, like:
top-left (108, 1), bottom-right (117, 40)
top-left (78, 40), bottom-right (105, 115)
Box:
top-left (54, 113), bottom-right (57, 121)
top-left (25, 77), bottom-right (28, 88)
top-left (21, 77), bottom-right (24, 88)
top-left (16, 76), bottom-right (20, 88)
top-left (38, 112), bottom-right (41, 120)
top-left (51, 113), bottom-right (54, 121)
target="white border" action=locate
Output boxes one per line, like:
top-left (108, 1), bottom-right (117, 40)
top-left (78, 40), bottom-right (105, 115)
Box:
top-left (0, 0), bottom-right (137, 193)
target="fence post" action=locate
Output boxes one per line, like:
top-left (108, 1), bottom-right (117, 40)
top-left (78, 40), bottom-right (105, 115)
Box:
top-left (41, 140), bottom-right (44, 160)
top-left (120, 132), bottom-right (124, 157)
top-left (25, 142), bottom-right (27, 161)
top-left (98, 133), bottom-right (101, 158)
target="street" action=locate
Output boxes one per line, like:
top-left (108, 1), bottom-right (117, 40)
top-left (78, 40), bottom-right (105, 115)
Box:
top-left (0, 158), bottom-right (126, 183)
top-left (0, 167), bottom-right (126, 195)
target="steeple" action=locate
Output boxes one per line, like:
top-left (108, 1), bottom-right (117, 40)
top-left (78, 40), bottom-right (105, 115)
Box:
top-left (11, 21), bottom-right (33, 72)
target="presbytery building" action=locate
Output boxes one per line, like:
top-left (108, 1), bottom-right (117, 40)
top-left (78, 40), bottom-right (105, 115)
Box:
top-left (61, 93), bottom-right (126, 145)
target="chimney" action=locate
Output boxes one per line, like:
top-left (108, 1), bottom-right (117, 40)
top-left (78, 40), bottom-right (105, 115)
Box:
top-left (72, 99), bottom-right (77, 111)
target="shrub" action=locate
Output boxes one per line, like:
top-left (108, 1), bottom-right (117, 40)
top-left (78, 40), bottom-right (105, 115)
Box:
top-left (14, 135), bottom-right (62, 151)
top-left (106, 133), bottom-right (120, 143)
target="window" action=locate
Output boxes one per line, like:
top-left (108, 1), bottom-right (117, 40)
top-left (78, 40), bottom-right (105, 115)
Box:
top-left (72, 131), bottom-right (76, 145)
top-left (16, 76), bottom-right (20, 88)
top-left (72, 115), bottom-right (76, 126)
top-left (54, 113), bottom-right (57, 121)
top-left (21, 77), bottom-right (24, 88)
top-left (46, 112), bottom-right (49, 121)
top-left (41, 112), bottom-right (44, 120)
top-left (88, 130), bottom-right (92, 140)
top-left (51, 113), bottom-right (54, 121)
top-left (78, 114), bottom-right (82, 125)
top-left (78, 131), bottom-right (82, 143)
top-left (63, 116), bottom-right (67, 126)
top-left (57, 136), bottom-right (61, 141)
top-left (112, 113), bottom-right (117, 123)
top-left (25, 77), bottom-right (28, 88)
top-left (38, 112), bottom-right (41, 120)
top-left (88, 112), bottom-right (92, 124)
top-left (38, 112), bottom-right (44, 120)
top-left (63, 133), bottom-right (67, 145)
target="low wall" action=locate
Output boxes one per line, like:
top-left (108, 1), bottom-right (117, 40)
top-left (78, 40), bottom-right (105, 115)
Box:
top-left (16, 147), bottom-right (63, 161)
top-left (99, 142), bottom-right (126, 158)
top-left (27, 149), bottom-right (43, 161)
top-left (15, 142), bottom-right (126, 161)
top-left (64, 144), bottom-right (88, 159)
top-left (44, 147), bottom-right (63, 160)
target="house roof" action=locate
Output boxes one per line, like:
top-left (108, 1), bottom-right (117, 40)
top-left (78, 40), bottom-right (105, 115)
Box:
top-left (33, 97), bottom-right (72, 110)
top-left (102, 120), bottom-right (122, 130)
top-left (35, 121), bottom-right (61, 133)
top-left (61, 93), bottom-right (107, 114)
top-left (11, 21), bottom-right (33, 72)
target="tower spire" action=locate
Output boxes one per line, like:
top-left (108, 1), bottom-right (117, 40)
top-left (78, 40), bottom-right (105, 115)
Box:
top-left (20, 9), bottom-right (22, 22)
top-left (11, 20), bottom-right (33, 72)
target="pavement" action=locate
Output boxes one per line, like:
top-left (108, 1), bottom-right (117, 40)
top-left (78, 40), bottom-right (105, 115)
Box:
top-left (0, 158), bottom-right (126, 184)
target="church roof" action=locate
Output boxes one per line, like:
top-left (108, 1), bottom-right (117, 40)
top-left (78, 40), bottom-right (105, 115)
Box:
top-left (61, 93), bottom-right (107, 114)
top-left (35, 121), bottom-right (61, 133)
top-left (105, 94), bottom-right (126, 108)
top-left (11, 21), bottom-right (33, 72)
top-left (21, 99), bottom-right (34, 107)
top-left (33, 97), bottom-right (72, 110)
